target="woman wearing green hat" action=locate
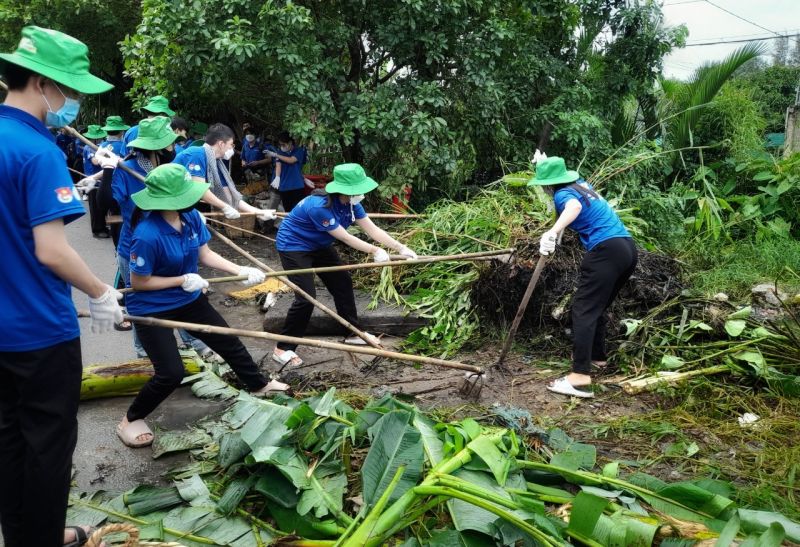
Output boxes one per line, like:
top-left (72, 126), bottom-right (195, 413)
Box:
top-left (122, 95), bottom-right (176, 154)
top-left (272, 163), bottom-right (417, 367)
top-left (117, 164), bottom-right (289, 447)
top-left (528, 156), bottom-right (637, 398)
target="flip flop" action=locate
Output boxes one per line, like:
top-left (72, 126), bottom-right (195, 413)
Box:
top-left (272, 350), bottom-right (303, 367)
top-left (116, 419), bottom-right (154, 448)
top-left (343, 332), bottom-right (381, 346)
top-left (251, 379), bottom-right (293, 398)
top-left (547, 377), bottom-right (594, 398)
top-left (64, 526), bottom-right (92, 547)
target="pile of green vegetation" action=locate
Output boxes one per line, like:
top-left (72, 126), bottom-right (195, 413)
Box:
top-left (68, 375), bottom-right (800, 546)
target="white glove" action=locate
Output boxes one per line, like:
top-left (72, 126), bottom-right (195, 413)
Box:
top-left (270, 176), bottom-right (280, 190)
top-left (181, 273), bottom-right (209, 292)
top-left (539, 229), bottom-right (558, 256)
top-left (94, 147), bottom-right (120, 169)
top-left (373, 248), bottom-right (390, 263)
top-left (238, 266), bottom-right (266, 286)
top-left (398, 245), bottom-right (418, 260)
top-left (222, 205), bottom-right (241, 219)
top-left (77, 177), bottom-right (97, 193)
top-left (257, 209), bottom-right (277, 221)
top-left (265, 150), bottom-right (278, 158)
top-left (304, 177), bottom-right (315, 189)
top-left (532, 149), bottom-right (548, 165)
top-left (88, 286), bottom-right (124, 334)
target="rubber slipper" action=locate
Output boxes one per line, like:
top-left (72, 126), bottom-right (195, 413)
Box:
top-left (343, 332), bottom-right (381, 346)
top-left (116, 419), bottom-right (154, 448)
top-left (251, 379), bottom-right (293, 398)
top-left (272, 350), bottom-right (303, 367)
top-left (64, 525), bottom-right (92, 547)
top-left (547, 377), bottom-right (594, 398)
top-left (114, 320), bottom-right (132, 331)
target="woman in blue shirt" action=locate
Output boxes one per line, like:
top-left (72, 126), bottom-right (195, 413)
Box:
top-left (272, 163), bottom-right (417, 367)
top-left (528, 156), bottom-right (637, 398)
top-left (117, 164), bottom-right (289, 448)
top-left (81, 124), bottom-right (109, 238)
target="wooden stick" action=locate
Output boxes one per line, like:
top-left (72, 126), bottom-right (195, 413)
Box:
top-left (65, 126), bottom-right (148, 183)
top-left (201, 211), bottom-right (423, 220)
top-left (207, 226), bottom-right (383, 349)
top-left (124, 315), bottom-right (482, 373)
top-left (258, 249), bottom-right (515, 279)
top-left (118, 274), bottom-right (248, 294)
top-left (204, 216), bottom-right (277, 242)
top-left (495, 254), bottom-right (548, 367)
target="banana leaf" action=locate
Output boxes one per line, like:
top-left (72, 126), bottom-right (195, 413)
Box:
top-left (184, 370), bottom-right (239, 400)
top-left (240, 400), bottom-right (293, 460)
top-left (426, 529), bottom-right (497, 546)
top-left (216, 475), bottom-right (256, 516)
top-left (446, 469), bottom-right (527, 537)
top-left (124, 485), bottom-right (184, 516)
top-left (297, 470), bottom-right (347, 519)
top-left (362, 410), bottom-right (424, 506)
top-left (175, 474), bottom-right (211, 506)
top-left (152, 428), bottom-right (212, 459)
top-left (218, 431), bottom-right (251, 469)
top-left (738, 509), bottom-right (800, 542)
top-left (413, 414), bottom-right (445, 467)
top-left (254, 467), bottom-right (300, 508)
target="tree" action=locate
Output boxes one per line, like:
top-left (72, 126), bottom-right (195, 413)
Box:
top-left (736, 64), bottom-right (800, 133)
top-left (773, 34), bottom-right (789, 66)
top-left (791, 34), bottom-right (800, 67)
top-left (122, 0), bottom-right (684, 203)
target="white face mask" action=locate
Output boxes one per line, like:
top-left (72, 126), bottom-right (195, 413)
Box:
top-left (245, 134), bottom-right (256, 143)
top-left (350, 194), bottom-right (365, 205)
top-left (223, 147), bottom-right (235, 160)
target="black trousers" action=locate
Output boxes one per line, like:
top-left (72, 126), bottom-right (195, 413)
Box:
top-left (127, 294), bottom-right (267, 421)
top-left (87, 188), bottom-right (109, 235)
top-left (278, 247), bottom-right (360, 351)
top-left (571, 237), bottom-right (638, 374)
top-left (0, 338), bottom-right (82, 547)
top-left (280, 189), bottom-right (306, 213)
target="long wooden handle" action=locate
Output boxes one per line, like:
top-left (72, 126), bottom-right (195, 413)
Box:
top-left (118, 274), bottom-right (248, 294)
top-left (201, 211), bottom-right (423, 220)
top-left (124, 314), bottom-right (482, 374)
top-left (495, 254), bottom-right (548, 367)
top-left (65, 126), bottom-right (148, 183)
top-left (207, 226), bottom-right (383, 349)
top-left (260, 249), bottom-right (515, 278)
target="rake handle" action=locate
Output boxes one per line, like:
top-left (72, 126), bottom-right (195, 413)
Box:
top-left (124, 315), bottom-right (482, 374)
top-left (118, 274), bottom-right (249, 294)
top-left (65, 126), bottom-right (148, 183)
top-left (496, 254), bottom-right (548, 367)
top-left (200, 211), bottom-right (422, 220)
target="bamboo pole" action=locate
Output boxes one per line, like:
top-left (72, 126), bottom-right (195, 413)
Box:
top-left (204, 216), bottom-right (277, 242)
top-left (207, 226), bottom-right (383, 349)
top-left (118, 274), bottom-right (248, 294)
top-left (257, 249), bottom-right (515, 279)
top-left (124, 314), bottom-right (482, 374)
top-left (201, 211), bottom-right (423, 220)
top-left (65, 126), bottom-right (147, 183)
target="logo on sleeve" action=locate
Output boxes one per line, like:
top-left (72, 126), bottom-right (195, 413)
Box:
top-left (130, 253), bottom-right (146, 268)
top-left (329, 218), bottom-right (336, 226)
top-left (55, 187), bottom-right (74, 204)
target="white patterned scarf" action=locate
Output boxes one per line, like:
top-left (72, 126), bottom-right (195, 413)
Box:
top-left (203, 143), bottom-right (242, 207)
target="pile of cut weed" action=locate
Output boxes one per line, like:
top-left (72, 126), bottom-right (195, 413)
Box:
top-left (574, 380), bottom-right (800, 521)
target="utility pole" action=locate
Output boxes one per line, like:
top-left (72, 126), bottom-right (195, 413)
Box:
top-left (784, 78), bottom-right (800, 157)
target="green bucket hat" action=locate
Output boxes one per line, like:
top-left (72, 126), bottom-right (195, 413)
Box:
top-left (189, 139), bottom-right (205, 148)
top-left (191, 121), bottom-right (208, 136)
top-left (101, 115), bottom-right (130, 132)
top-left (132, 164), bottom-right (210, 211)
top-left (325, 163), bottom-right (379, 196)
top-left (527, 157), bottom-right (580, 186)
top-left (83, 124), bottom-right (107, 140)
top-left (127, 116), bottom-right (178, 151)
top-left (142, 95), bottom-right (175, 116)
top-left (0, 26), bottom-right (112, 94)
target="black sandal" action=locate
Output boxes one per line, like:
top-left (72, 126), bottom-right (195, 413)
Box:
top-left (64, 526), bottom-right (92, 547)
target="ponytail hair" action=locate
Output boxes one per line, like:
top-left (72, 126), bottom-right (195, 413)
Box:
top-left (130, 206), bottom-right (145, 230)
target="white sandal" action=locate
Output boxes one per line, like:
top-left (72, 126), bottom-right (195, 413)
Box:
top-left (343, 332), bottom-right (381, 346)
top-left (547, 377), bottom-right (594, 398)
top-left (272, 349), bottom-right (303, 367)
top-left (251, 379), bottom-right (292, 397)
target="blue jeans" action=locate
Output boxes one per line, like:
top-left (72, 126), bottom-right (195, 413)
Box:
top-left (116, 253), bottom-right (209, 356)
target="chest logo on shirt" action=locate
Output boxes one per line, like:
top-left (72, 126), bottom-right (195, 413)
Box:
top-left (55, 187), bottom-right (74, 204)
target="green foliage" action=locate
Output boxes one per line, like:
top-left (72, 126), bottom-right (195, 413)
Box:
top-left (735, 64), bottom-right (800, 133)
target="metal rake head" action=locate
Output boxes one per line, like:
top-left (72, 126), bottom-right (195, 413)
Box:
top-left (458, 371), bottom-right (485, 399)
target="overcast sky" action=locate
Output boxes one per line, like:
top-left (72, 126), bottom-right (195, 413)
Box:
top-left (661, 0), bottom-right (800, 79)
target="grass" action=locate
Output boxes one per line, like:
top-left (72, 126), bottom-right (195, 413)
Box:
top-left (682, 237), bottom-right (800, 299)
top-left (572, 380), bottom-right (800, 521)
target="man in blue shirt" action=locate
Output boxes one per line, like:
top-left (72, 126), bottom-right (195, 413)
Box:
top-left (240, 125), bottom-right (266, 180)
top-left (170, 116), bottom-right (190, 155)
top-left (0, 26), bottom-right (123, 547)
top-left (80, 124), bottom-right (110, 238)
top-left (123, 95), bottom-right (176, 154)
top-left (266, 131), bottom-right (311, 212)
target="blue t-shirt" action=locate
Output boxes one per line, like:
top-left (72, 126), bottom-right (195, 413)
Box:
top-left (111, 159), bottom-right (148, 260)
top-left (276, 194), bottom-right (367, 251)
top-left (83, 144), bottom-right (100, 177)
top-left (173, 146), bottom-right (229, 187)
top-left (55, 132), bottom-right (72, 158)
top-left (0, 105), bottom-right (86, 351)
top-left (122, 124), bottom-right (139, 154)
top-left (174, 141), bottom-right (188, 155)
top-left (241, 140), bottom-right (264, 164)
top-left (276, 146), bottom-right (307, 191)
top-left (74, 137), bottom-right (85, 158)
top-left (127, 210), bottom-right (211, 315)
top-left (554, 181), bottom-right (630, 251)
top-left (99, 138), bottom-right (126, 158)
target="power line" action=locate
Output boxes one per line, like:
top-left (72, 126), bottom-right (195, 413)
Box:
top-left (702, 0), bottom-right (784, 38)
top-left (683, 35), bottom-right (783, 47)
top-left (687, 28), bottom-right (800, 44)
top-left (663, 0), bottom-right (704, 5)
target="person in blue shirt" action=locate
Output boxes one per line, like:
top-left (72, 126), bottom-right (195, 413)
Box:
top-left (170, 116), bottom-right (190, 155)
top-left (266, 131), bottom-right (313, 212)
top-left (240, 125), bottom-right (267, 179)
top-left (0, 25), bottom-right (123, 547)
top-left (80, 124), bottom-right (110, 238)
top-left (117, 164), bottom-right (289, 447)
top-left (123, 95), bottom-right (176, 154)
top-left (528, 156), bottom-right (637, 398)
top-left (99, 115), bottom-right (130, 156)
top-left (272, 163), bottom-right (417, 367)
top-left (174, 123), bottom-right (276, 221)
